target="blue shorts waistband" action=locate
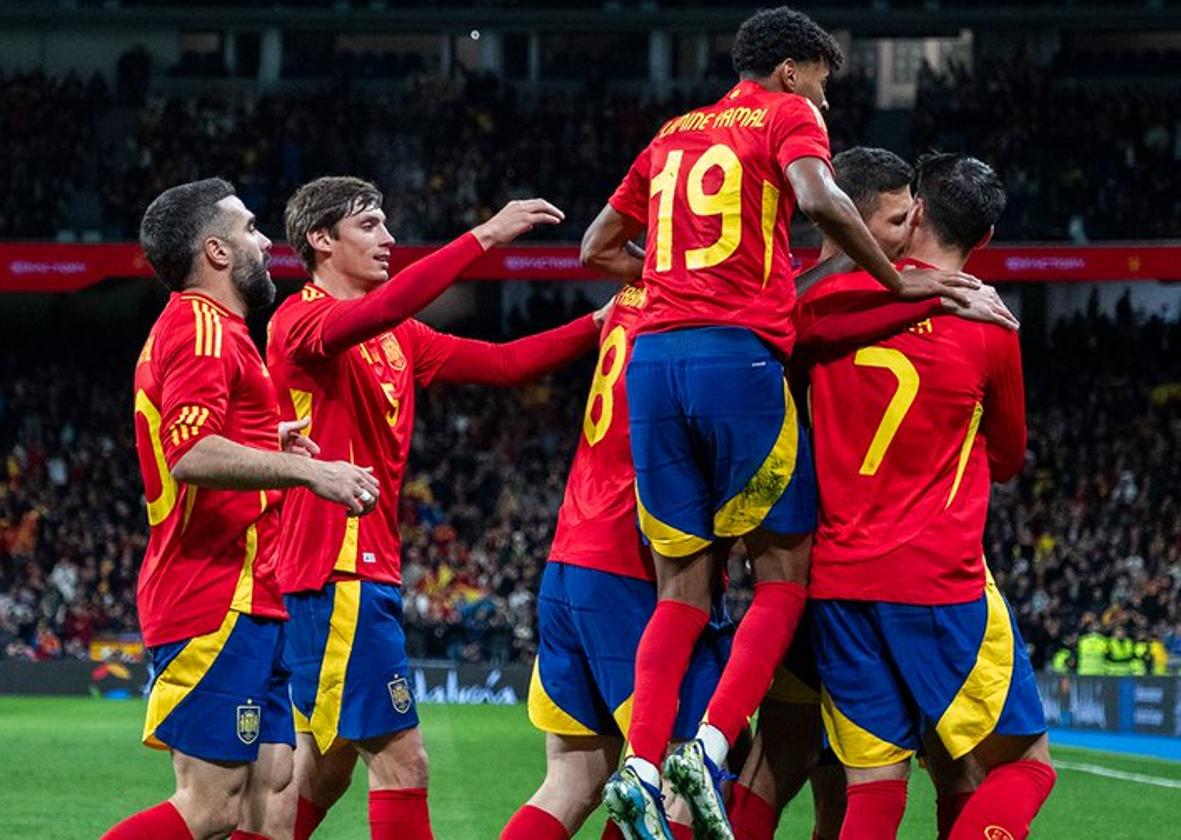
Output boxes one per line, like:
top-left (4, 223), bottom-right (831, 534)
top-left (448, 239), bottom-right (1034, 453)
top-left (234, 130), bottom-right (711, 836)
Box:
top-left (633, 327), bottom-right (776, 359)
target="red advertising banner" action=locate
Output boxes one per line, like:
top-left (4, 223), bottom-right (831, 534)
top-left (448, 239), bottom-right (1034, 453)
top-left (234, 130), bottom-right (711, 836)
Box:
top-left (1, 242), bottom-right (1179, 292)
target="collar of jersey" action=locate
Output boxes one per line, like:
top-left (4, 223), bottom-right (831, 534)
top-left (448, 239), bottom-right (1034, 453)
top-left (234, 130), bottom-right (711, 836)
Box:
top-left (178, 290), bottom-right (237, 319)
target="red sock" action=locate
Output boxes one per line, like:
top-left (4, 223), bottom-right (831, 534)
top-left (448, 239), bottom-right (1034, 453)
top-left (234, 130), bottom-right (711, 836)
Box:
top-left (600, 822), bottom-right (625, 839)
top-left (669, 822), bottom-right (693, 839)
top-left (369, 788), bottom-right (433, 840)
top-left (501, 804), bottom-right (568, 839)
top-left (839, 780), bottom-right (907, 840)
top-left (948, 760), bottom-right (1056, 840)
top-left (100, 801), bottom-right (193, 839)
top-left (936, 791), bottom-right (974, 840)
top-left (230, 832), bottom-right (271, 840)
top-left (706, 581), bottom-right (806, 745)
top-left (295, 797), bottom-right (328, 840)
top-left (627, 600), bottom-right (710, 764)
top-left (729, 782), bottom-right (777, 840)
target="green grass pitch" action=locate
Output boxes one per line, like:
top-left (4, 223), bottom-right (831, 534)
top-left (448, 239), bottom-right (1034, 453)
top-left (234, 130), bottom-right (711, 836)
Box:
top-left (1, 697), bottom-right (1177, 838)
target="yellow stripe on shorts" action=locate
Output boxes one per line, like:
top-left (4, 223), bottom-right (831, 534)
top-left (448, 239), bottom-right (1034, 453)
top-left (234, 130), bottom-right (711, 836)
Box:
top-left (820, 686), bottom-right (916, 768)
top-left (714, 379), bottom-right (799, 538)
top-left (308, 580), bottom-right (361, 754)
top-left (526, 657), bottom-right (597, 736)
top-left (635, 487), bottom-right (712, 559)
top-left (142, 610), bottom-right (240, 750)
top-left (933, 579), bottom-right (1014, 759)
top-left (766, 664), bottom-right (821, 705)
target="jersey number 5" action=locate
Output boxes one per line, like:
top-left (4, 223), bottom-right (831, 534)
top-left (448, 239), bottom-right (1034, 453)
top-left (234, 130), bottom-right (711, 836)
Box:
top-left (854, 347), bottom-right (919, 476)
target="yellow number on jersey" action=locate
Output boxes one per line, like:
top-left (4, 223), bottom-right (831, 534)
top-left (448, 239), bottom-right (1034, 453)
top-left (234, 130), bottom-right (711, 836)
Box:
top-left (380, 382), bottom-right (401, 429)
top-left (853, 347), bottom-right (919, 476)
top-left (582, 326), bottom-right (628, 446)
top-left (134, 390), bottom-right (180, 526)
top-left (650, 143), bottom-right (750, 273)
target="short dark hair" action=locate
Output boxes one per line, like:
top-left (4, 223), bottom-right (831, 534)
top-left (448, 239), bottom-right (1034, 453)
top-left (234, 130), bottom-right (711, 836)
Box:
top-left (732, 6), bottom-right (843, 77)
top-left (913, 152), bottom-right (1007, 254)
top-left (832, 147), bottom-right (913, 218)
top-left (285, 176), bottom-right (383, 272)
top-left (139, 178), bottom-right (236, 292)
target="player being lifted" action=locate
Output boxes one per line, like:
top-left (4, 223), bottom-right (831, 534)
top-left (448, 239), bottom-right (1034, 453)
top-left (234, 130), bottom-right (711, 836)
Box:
top-left (804, 153), bottom-right (1054, 840)
top-left (267, 177), bottom-right (606, 840)
top-left (500, 277), bottom-right (732, 840)
top-left (103, 179), bottom-right (378, 840)
top-left (581, 7), bottom-right (978, 839)
top-left (730, 147), bottom-right (1016, 840)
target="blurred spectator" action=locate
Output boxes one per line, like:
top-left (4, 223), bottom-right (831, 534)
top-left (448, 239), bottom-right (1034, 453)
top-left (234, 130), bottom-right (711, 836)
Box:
top-left (2, 291), bottom-right (1179, 671)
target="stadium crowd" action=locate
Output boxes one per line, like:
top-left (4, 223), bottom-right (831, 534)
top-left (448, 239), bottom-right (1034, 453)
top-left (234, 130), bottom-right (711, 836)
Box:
top-left (3, 44), bottom-right (1179, 242)
top-left (2, 290), bottom-right (1179, 674)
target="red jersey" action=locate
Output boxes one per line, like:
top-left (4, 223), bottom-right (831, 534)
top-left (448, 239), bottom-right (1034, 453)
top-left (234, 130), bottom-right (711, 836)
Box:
top-left (132, 292), bottom-right (286, 647)
top-left (608, 80), bottom-right (831, 357)
top-left (267, 283), bottom-right (600, 594)
top-left (803, 263), bottom-right (1026, 605)
top-left (549, 284), bottom-right (652, 581)
top-left (267, 287), bottom-right (457, 593)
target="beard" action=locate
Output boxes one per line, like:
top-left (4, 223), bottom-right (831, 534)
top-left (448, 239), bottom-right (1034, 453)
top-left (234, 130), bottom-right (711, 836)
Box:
top-left (231, 245), bottom-right (276, 311)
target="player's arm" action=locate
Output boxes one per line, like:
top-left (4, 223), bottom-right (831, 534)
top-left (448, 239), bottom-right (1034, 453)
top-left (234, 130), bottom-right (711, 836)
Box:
top-left (980, 327), bottom-right (1027, 482)
top-left (410, 309), bottom-right (603, 388)
top-left (786, 158), bottom-right (978, 305)
top-left (157, 328), bottom-right (378, 514)
top-left (172, 435), bottom-right (378, 515)
top-left (581, 143), bottom-right (652, 281)
top-left (796, 283), bottom-right (1019, 350)
top-left (317, 199), bottom-right (565, 355)
top-left (580, 204), bottom-right (646, 281)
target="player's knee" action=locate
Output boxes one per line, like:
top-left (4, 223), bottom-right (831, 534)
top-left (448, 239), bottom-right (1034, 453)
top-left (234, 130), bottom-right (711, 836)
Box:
top-left (406, 743), bottom-right (430, 787)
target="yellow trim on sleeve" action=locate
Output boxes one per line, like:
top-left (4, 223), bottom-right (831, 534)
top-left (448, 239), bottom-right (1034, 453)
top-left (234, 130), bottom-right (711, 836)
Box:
top-left (142, 610), bottom-right (240, 749)
top-left (947, 401), bottom-right (984, 508)
top-left (713, 380), bottom-right (799, 538)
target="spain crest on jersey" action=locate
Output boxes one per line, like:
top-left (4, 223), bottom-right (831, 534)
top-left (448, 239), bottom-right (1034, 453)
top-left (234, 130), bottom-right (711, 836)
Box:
top-left (380, 334), bottom-right (407, 371)
top-left (236, 703), bottom-right (261, 744)
top-left (387, 676), bottom-right (413, 713)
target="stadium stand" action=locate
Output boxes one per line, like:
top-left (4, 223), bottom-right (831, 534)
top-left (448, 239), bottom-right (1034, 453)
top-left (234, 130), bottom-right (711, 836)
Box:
top-left (3, 289), bottom-right (1179, 674)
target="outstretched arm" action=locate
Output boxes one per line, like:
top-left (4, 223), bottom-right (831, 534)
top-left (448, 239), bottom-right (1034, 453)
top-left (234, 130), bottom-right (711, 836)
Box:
top-left (431, 314), bottom-right (601, 386)
top-left (319, 199), bottom-right (566, 355)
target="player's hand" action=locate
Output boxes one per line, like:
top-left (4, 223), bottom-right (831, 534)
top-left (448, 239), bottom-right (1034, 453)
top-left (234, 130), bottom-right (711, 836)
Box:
top-left (897, 267), bottom-right (980, 307)
top-left (472, 199), bottom-right (565, 249)
top-left (306, 461), bottom-right (380, 516)
top-left (279, 417), bottom-right (320, 458)
top-left (593, 296), bottom-right (616, 329)
top-left (941, 284), bottom-right (1020, 331)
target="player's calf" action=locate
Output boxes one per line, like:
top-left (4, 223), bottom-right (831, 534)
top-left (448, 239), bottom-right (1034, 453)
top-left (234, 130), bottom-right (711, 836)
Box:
top-left (949, 733), bottom-right (1055, 840)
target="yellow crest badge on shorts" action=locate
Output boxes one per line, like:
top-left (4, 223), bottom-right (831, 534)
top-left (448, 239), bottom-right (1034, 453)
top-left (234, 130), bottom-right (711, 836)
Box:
top-left (387, 676), bottom-right (413, 714)
top-left (236, 703), bottom-right (261, 745)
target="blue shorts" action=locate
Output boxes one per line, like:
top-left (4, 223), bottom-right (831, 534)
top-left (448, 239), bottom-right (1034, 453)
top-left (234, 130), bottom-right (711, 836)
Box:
top-left (809, 578), bottom-right (1046, 768)
top-left (285, 581), bottom-right (417, 754)
top-left (627, 327), bottom-right (817, 559)
top-left (143, 611), bottom-right (294, 763)
top-left (529, 562), bottom-right (732, 739)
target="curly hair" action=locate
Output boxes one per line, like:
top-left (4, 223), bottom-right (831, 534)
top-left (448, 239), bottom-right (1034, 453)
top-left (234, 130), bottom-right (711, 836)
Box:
top-left (732, 6), bottom-right (844, 77)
